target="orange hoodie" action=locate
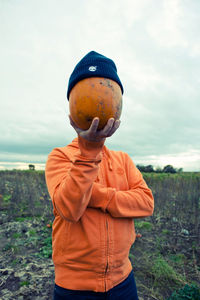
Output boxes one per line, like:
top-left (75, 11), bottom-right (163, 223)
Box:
top-left (45, 135), bottom-right (154, 292)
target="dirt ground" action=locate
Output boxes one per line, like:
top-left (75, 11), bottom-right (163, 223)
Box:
top-left (0, 214), bottom-right (54, 299)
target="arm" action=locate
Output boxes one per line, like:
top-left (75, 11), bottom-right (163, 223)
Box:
top-left (88, 153), bottom-right (154, 218)
top-left (45, 135), bottom-right (104, 223)
top-left (45, 117), bottom-right (121, 223)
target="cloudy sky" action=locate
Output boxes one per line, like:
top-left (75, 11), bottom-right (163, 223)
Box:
top-left (0, 0), bottom-right (200, 171)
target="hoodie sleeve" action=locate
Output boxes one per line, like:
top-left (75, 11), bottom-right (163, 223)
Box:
top-left (45, 136), bottom-right (104, 223)
top-left (88, 153), bottom-right (154, 218)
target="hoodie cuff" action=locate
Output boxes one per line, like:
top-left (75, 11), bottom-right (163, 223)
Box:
top-left (89, 183), bottom-right (116, 212)
top-left (78, 135), bottom-right (104, 160)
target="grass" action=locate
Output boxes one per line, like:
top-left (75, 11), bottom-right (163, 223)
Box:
top-left (167, 284), bottom-right (200, 299)
top-left (39, 236), bottom-right (52, 258)
top-left (2, 216), bottom-right (53, 258)
top-left (27, 229), bottom-right (37, 237)
top-left (15, 216), bottom-right (32, 222)
top-left (2, 194), bottom-right (11, 203)
top-left (12, 233), bottom-right (22, 239)
top-left (20, 281), bottom-right (30, 287)
top-left (169, 254), bottom-right (186, 265)
top-left (135, 221), bottom-right (153, 231)
top-left (151, 255), bottom-right (185, 286)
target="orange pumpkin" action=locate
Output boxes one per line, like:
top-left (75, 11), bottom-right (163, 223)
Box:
top-left (69, 77), bottom-right (123, 130)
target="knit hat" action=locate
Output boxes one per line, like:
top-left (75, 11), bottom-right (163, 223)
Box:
top-left (67, 51), bottom-right (124, 100)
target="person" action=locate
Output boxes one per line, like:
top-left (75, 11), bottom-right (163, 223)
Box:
top-left (45, 51), bottom-right (154, 300)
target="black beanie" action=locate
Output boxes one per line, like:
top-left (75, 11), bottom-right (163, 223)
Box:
top-left (67, 51), bottom-right (124, 100)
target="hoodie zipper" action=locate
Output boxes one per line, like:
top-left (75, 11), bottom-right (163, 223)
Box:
top-left (101, 151), bottom-right (109, 292)
top-left (104, 215), bottom-right (109, 291)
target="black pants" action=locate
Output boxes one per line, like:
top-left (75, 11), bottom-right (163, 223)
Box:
top-left (53, 270), bottom-right (139, 300)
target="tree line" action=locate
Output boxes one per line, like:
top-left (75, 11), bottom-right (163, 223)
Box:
top-left (28, 163), bottom-right (182, 174)
top-left (136, 164), bottom-right (183, 173)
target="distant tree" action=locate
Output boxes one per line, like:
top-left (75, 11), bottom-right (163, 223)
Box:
top-left (163, 165), bottom-right (176, 173)
top-left (137, 164), bottom-right (183, 173)
top-left (155, 167), bottom-right (162, 173)
top-left (29, 164), bottom-right (35, 171)
top-left (136, 165), bottom-right (146, 172)
top-left (144, 165), bottom-right (154, 173)
top-left (136, 164), bottom-right (154, 173)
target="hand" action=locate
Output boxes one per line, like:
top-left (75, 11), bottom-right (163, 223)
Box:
top-left (69, 115), bottom-right (121, 142)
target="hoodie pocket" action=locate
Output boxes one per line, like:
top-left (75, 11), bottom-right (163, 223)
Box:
top-left (112, 218), bottom-right (135, 268)
top-left (52, 217), bottom-right (71, 264)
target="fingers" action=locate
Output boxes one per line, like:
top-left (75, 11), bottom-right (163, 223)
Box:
top-left (69, 114), bottom-right (120, 141)
top-left (106, 119), bottom-right (121, 137)
top-left (98, 118), bottom-right (114, 137)
top-left (89, 117), bottom-right (99, 133)
top-left (89, 117), bottom-right (120, 138)
top-left (100, 118), bottom-right (120, 137)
